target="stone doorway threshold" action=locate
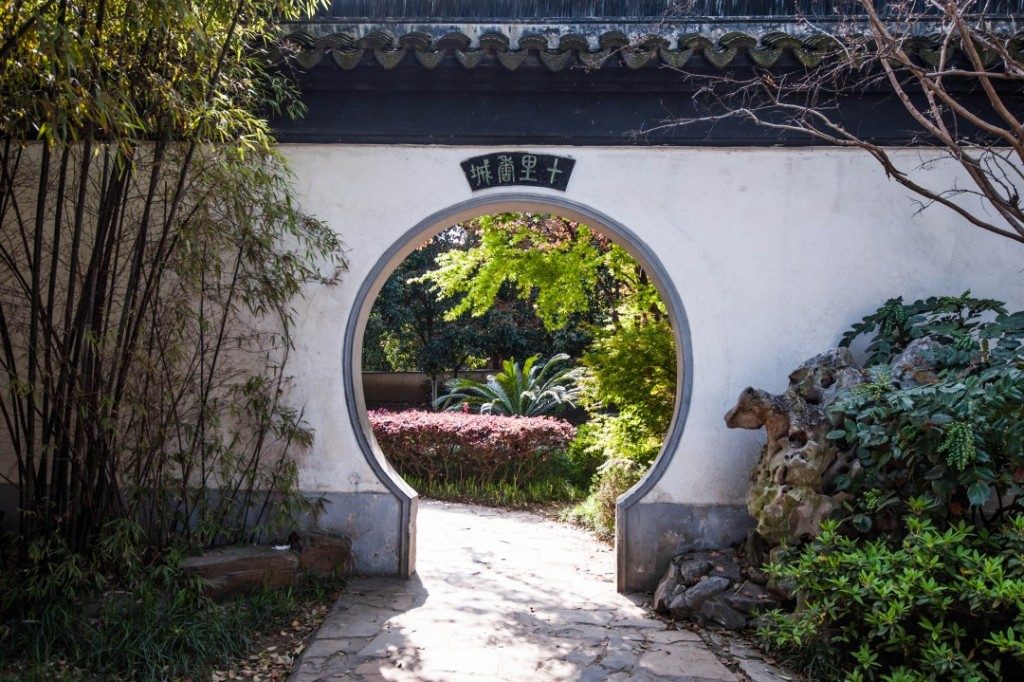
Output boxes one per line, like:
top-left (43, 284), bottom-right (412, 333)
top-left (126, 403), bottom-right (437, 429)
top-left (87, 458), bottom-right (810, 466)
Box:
top-left (292, 501), bottom-right (791, 681)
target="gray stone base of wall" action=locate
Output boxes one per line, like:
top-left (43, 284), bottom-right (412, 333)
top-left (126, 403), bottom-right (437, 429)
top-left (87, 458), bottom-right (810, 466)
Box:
top-left (0, 483), bottom-right (416, 578)
top-left (299, 490), bottom-right (416, 577)
top-left (0, 482), bottom-right (749, 593)
top-left (310, 495), bottom-right (751, 591)
top-left (618, 502), bottom-right (754, 592)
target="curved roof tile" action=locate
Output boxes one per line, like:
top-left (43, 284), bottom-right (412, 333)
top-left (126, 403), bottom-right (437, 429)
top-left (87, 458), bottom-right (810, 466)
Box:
top-left (277, 26), bottom-right (1024, 73)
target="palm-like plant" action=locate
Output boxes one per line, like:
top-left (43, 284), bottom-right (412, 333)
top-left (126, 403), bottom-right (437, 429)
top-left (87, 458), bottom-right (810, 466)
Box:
top-left (435, 354), bottom-right (582, 417)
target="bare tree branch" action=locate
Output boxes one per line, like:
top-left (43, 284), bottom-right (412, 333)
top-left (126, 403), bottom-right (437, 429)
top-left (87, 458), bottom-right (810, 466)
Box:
top-left (658, 0), bottom-right (1024, 246)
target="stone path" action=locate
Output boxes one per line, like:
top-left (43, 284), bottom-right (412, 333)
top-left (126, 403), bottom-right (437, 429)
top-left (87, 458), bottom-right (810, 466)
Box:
top-left (292, 500), bottom-right (791, 681)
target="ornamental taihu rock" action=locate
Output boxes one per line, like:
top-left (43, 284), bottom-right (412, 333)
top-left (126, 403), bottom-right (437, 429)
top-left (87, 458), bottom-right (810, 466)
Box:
top-left (725, 348), bottom-right (867, 546)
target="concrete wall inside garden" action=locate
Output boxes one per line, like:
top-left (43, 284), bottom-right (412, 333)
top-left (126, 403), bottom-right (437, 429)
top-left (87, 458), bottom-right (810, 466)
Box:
top-left (363, 371), bottom-right (493, 409)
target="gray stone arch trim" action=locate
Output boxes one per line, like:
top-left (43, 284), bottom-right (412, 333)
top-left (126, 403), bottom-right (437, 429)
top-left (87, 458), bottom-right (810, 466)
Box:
top-left (342, 192), bottom-right (694, 590)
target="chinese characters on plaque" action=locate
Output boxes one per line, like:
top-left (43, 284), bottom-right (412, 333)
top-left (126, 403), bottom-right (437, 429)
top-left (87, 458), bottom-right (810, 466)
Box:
top-left (460, 153), bottom-right (576, 191)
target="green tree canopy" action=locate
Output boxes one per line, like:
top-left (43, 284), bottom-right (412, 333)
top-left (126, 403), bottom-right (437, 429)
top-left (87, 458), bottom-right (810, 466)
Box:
top-left (416, 214), bottom-right (666, 330)
top-left (415, 213), bottom-right (677, 462)
top-left (363, 226), bottom-right (593, 379)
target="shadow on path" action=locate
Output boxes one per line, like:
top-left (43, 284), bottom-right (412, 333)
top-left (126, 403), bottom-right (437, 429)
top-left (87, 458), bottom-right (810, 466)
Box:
top-left (291, 500), bottom-right (783, 681)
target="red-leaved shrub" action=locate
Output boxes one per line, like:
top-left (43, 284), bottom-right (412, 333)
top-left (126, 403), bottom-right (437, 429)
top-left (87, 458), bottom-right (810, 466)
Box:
top-left (368, 410), bottom-right (576, 484)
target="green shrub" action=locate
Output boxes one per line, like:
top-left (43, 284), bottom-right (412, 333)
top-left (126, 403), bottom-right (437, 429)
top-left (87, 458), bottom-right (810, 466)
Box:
top-left (566, 317), bottom-right (674, 533)
top-left (759, 293), bottom-right (1024, 679)
top-left (435, 353), bottom-right (582, 416)
top-left (581, 317), bottom-right (676, 439)
top-left (369, 409), bottom-right (575, 485)
top-left (560, 410), bottom-right (662, 538)
top-left (404, 474), bottom-right (586, 508)
top-left (560, 422), bottom-right (609, 488)
top-left (562, 458), bottom-right (645, 539)
top-left (759, 502), bottom-right (1024, 681)
top-left (828, 293), bottom-right (1024, 531)
top-left (589, 411), bottom-right (666, 466)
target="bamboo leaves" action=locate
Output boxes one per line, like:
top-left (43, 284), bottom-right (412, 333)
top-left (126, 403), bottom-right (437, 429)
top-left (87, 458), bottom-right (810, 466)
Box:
top-left (0, 0), bottom-right (344, 552)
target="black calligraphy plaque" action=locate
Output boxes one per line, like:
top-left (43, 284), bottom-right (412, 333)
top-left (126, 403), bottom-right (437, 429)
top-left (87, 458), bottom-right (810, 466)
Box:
top-left (460, 152), bottom-right (575, 191)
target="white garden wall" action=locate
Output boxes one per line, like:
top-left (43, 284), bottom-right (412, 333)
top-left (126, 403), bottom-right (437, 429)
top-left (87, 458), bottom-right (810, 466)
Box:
top-left (277, 143), bottom-right (1024, 589)
top-left (4, 143), bottom-right (1016, 588)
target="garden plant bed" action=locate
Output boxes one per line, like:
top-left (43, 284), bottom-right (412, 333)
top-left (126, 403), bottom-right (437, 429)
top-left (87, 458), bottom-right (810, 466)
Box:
top-left (0, 575), bottom-right (347, 682)
top-left (211, 579), bottom-right (347, 682)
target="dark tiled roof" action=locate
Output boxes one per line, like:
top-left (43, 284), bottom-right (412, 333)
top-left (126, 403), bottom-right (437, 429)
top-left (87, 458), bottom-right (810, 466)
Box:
top-left (278, 1), bottom-right (1024, 73)
top-left (276, 23), bottom-right (1024, 72)
top-left (307, 1), bottom-right (1024, 21)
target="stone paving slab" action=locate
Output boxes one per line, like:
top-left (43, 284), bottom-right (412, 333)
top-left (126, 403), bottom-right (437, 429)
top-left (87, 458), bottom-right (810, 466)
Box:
top-left (292, 501), bottom-right (789, 681)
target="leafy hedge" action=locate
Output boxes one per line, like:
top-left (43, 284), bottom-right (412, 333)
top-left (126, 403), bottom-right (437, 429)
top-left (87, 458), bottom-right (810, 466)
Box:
top-left (368, 410), bottom-right (575, 485)
top-left (829, 292), bottom-right (1024, 530)
top-left (759, 293), bottom-right (1024, 680)
top-left (761, 506), bottom-right (1024, 681)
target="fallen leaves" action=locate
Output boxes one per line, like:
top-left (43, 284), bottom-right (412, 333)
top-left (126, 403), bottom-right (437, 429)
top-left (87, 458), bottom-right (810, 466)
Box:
top-left (208, 599), bottom-right (333, 681)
